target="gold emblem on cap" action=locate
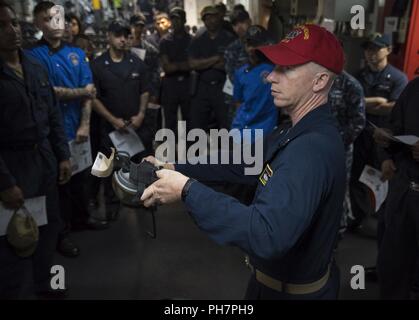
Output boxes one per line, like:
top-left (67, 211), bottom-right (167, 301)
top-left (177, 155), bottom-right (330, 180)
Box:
top-left (302, 25), bottom-right (310, 40)
top-left (281, 25), bottom-right (310, 43)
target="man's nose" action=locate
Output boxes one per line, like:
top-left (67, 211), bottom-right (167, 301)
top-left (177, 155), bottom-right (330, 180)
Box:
top-left (266, 71), bottom-right (275, 83)
top-left (6, 23), bottom-right (19, 34)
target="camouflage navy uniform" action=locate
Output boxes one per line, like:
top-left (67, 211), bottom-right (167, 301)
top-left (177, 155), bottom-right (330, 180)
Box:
top-left (224, 39), bottom-right (249, 126)
top-left (329, 71), bottom-right (366, 231)
top-left (224, 38), bottom-right (249, 82)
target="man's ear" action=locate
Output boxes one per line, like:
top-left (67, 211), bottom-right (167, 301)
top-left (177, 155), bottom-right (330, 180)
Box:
top-left (312, 73), bottom-right (330, 92)
top-left (386, 46), bottom-right (393, 55)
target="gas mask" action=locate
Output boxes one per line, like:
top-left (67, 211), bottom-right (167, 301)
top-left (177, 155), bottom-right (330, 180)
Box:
top-left (91, 149), bottom-right (162, 238)
top-left (50, 5), bottom-right (65, 31)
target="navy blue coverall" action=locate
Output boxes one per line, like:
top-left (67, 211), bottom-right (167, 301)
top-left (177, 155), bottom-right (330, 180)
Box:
top-left (0, 52), bottom-right (70, 298)
top-left (176, 104), bottom-right (346, 299)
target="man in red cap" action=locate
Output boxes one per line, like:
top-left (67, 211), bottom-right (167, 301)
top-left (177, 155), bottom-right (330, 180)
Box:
top-left (141, 24), bottom-right (346, 300)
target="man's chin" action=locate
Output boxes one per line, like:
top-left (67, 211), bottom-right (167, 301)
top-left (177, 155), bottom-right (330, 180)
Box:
top-left (50, 31), bottom-right (64, 39)
top-left (48, 35), bottom-right (63, 41)
top-left (274, 98), bottom-right (289, 108)
top-left (206, 26), bottom-right (218, 33)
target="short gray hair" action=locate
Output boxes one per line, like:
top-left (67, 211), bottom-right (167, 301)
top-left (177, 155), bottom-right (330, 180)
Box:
top-left (308, 62), bottom-right (336, 90)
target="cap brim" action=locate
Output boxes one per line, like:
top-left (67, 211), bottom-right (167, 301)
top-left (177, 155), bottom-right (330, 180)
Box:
top-left (201, 12), bottom-right (218, 19)
top-left (110, 28), bottom-right (131, 36)
top-left (361, 40), bottom-right (387, 49)
top-left (257, 43), bottom-right (311, 67)
top-left (246, 38), bottom-right (268, 47)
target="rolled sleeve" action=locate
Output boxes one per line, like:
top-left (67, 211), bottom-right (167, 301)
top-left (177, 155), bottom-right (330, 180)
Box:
top-left (390, 73), bottom-right (408, 102)
top-left (79, 51), bottom-right (93, 87)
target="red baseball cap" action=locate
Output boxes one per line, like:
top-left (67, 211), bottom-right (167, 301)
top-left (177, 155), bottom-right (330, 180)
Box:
top-left (258, 24), bottom-right (344, 74)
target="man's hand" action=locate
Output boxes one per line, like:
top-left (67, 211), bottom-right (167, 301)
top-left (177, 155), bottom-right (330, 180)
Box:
top-left (140, 169), bottom-right (189, 207)
top-left (130, 113), bottom-right (145, 129)
top-left (0, 186), bottom-right (24, 210)
top-left (76, 124), bottom-right (90, 143)
top-left (374, 97), bottom-right (388, 105)
top-left (84, 84), bottom-right (97, 99)
top-left (373, 128), bottom-right (393, 148)
top-left (412, 141), bottom-right (419, 162)
top-left (143, 156), bottom-right (175, 170)
top-left (370, 102), bottom-right (394, 116)
top-left (381, 159), bottom-right (396, 181)
top-left (111, 117), bottom-right (128, 132)
top-left (366, 97), bottom-right (388, 115)
top-left (59, 160), bottom-right (72, 185)
top-left (366, 97), bottom-right (388, 106)
top-left (213, 56), bottom-right (225, 70)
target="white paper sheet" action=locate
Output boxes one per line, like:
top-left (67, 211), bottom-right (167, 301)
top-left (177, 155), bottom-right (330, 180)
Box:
top-left (131, 48), bottom-right (146, 61)
top-left (368, 121), bottom-right (418, 145)
top-left (223, 78), bottom-right (234, 96)
top-left (0, 196), bottom-right (47, 236)
top-left (359, 165), bottom-right (388, 212)
top-left (394, 135), bottom-right (419, 146)
top-left (109, 127), bottom-right (145, 157)
top-left (69, 139), bottom-right (92, 176)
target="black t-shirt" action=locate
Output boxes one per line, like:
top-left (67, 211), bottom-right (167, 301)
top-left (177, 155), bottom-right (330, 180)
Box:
top-left (106, 57), bottom-right (130, 79)
top-left (159, 31), bottom-right (192, 78)
top-left (188, 29), bottom-right (235, 83)
top-left (91, 51), bottom-right (150, 121)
